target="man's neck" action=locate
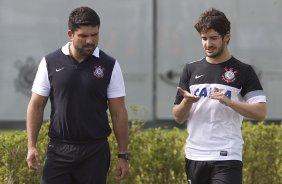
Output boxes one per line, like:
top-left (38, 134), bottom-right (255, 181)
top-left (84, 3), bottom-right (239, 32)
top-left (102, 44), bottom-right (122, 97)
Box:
top-left (206, 51), bottom-right (232, 64)
top-left (69, 43), bottom-right (85, 63)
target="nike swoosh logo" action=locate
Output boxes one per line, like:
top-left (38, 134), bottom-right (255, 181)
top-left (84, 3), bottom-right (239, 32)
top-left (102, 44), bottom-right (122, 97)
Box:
top-left (56, 68), bottom-right (64, 72)
top-left (195, 74), bottom-right (204, 79)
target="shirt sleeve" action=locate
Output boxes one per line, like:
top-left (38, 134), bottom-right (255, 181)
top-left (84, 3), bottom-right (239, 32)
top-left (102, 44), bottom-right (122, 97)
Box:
top-left (107, 60), bottom-right (126, 98)
top-left (31, 57), bottom-right (51, 97)
top-left (241, 65), bottom-right (266, 103)
top-left (174, 63), bottom-right (191, 104)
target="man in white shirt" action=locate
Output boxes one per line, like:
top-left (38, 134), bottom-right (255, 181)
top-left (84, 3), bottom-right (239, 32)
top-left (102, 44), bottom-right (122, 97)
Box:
top-left (173, 8), bottom-right (266, 184)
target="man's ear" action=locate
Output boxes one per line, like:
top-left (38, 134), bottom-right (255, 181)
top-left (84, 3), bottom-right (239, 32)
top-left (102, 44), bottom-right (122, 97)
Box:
top-left (225, 31), bottom-right (231, 43)
top-left (67, 30), bottom-right (73, 40)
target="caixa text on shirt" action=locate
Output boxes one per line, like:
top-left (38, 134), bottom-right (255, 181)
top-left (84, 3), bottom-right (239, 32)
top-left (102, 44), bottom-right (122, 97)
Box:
top-left (194, 87), bottom-right (231, 99)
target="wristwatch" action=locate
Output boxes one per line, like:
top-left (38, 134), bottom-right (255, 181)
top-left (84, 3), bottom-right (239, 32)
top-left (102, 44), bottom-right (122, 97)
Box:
top-left (118, 152), bottom-right (130, 161)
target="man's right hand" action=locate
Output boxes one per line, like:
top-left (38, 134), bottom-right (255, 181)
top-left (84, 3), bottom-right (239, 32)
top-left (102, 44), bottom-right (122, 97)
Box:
top-left (26, 147), bottom-right (41, 171)
top-left (177, 87), bottom-right (200, 103)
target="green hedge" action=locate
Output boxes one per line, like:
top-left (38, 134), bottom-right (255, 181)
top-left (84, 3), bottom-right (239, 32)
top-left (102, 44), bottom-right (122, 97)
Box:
top-left (0, 121), bottom-right (281, 184)
top-left (242, 122), bottom-right (282, 184)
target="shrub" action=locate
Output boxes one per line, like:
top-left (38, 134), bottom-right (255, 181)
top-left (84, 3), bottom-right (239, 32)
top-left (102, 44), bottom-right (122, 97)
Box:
top-left (242, 122), bottom-right (282, 184)
top-left (107, 119), bottom-right (187, 184)
top-left (0, 121), bottom-right (49, 184)
top-left (0, 121), bottom-right (281, 184)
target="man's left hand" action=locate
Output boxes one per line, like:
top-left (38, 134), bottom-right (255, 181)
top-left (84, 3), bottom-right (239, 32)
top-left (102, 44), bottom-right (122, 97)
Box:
top-left (208, 91), bottom-right (231, 106)
top-left (116, 158), bottom-right (129, 181)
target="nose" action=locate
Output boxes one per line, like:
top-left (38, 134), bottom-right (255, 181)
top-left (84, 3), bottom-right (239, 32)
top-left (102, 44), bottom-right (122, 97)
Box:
top-left (86, 39), bottom-right (93, 44)
top-left (206, 39), bottom-right (213, 47)
top-left (86, 37), bottom-right (95, 44)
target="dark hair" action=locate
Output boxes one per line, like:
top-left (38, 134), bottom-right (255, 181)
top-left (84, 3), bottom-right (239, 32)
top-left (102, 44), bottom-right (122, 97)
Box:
top-left (194, 8), bottom-right (230, 38)
top-left (68, 6), bottom-right (100, 32)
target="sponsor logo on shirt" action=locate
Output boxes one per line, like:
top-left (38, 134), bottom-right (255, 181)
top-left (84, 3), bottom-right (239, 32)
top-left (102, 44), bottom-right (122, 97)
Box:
top-left (194, 87), bottom-right (231, 99)
top-left (222, 67), bottom-right (238, 83)
top-left (93, 66), bottom-right (104, 78)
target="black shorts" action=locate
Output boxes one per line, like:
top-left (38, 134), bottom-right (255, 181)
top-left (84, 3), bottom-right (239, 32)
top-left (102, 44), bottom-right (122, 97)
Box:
top-left (185, 158), bottom-right (242, 184)
top-left (41, 140), bottom-right (110, 184)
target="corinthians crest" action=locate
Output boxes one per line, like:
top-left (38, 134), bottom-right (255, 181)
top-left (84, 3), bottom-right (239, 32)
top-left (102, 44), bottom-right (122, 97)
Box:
top-left (14, 57), bottom-right (38, 96)
top-left (222, 67), bottom-right (238, 83)
top-left (93, 66), bottom-right (104, 78)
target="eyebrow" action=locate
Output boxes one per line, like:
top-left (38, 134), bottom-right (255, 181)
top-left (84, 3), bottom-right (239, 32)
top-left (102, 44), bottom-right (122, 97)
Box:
top-left (201, 35), bottom-right (220, 39)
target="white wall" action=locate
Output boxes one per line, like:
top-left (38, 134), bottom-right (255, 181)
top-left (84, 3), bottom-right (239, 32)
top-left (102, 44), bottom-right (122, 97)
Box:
top-left (0, 0), bottom-right (153, 121)
top-left (0, 0), bottom-right (281, 122)
top-left (156, 0), bottom-right (282, 119)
